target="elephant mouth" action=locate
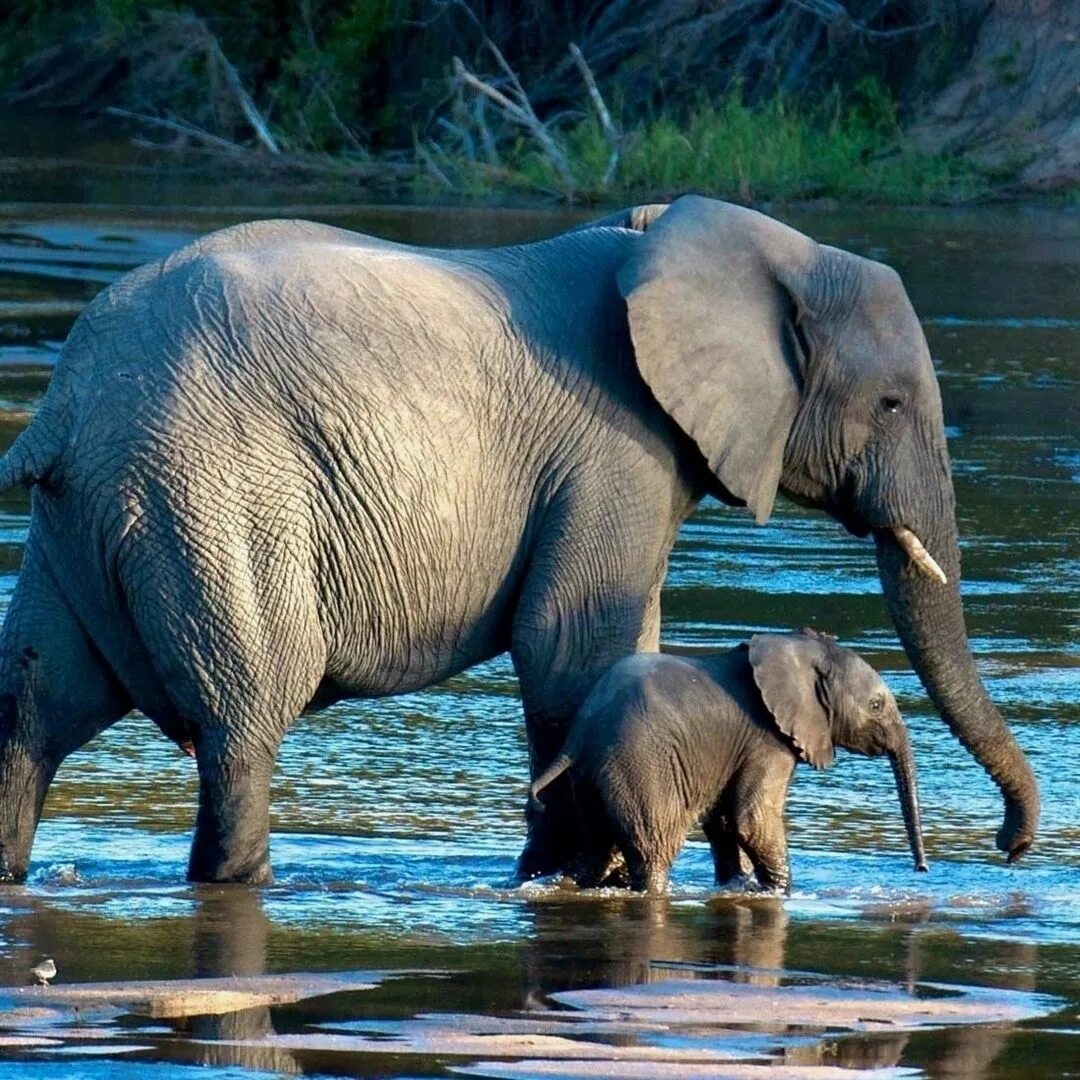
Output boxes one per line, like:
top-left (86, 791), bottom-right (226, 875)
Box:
top-left (835, 507), bottom-right (947, 585)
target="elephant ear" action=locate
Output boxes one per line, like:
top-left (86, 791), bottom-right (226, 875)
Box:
top-left (749, 633), bottom-right (834, 769)
top-left (617, 195), bottom-right (819, 524)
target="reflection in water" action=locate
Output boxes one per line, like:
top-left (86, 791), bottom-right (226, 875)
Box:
top-left (0, 879), bottom-right (1069, 1077)
top-left (0, 190), bottom-right (1076, 1079)
top-left (192, 886), bottom-right (271, 978)
top-left (184, 888), bottom-right (301, 1073)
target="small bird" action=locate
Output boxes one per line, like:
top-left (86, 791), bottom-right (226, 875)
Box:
top-left (30, 958), bottom-right (56, 986)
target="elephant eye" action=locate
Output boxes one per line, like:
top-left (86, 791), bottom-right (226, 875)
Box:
top-left (869, 696), bottom-right (885, 713)
top-left (880, 396), bottom-right (903, 414)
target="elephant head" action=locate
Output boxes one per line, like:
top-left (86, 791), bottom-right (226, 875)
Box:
top-left (749, 630), bottom-right (928, 872)
top-left (616, 195), bottom-right (1038, 860)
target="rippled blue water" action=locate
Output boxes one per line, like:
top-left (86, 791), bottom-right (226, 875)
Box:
top-left (0, 192), bottom-right (1076, 1077)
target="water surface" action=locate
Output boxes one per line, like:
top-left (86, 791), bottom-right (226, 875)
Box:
top-left (0, 141), bottom-right (1077, 1077)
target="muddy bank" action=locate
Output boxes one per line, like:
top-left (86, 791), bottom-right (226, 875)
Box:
top-left (0, 964), bottom-right (1065, 1078)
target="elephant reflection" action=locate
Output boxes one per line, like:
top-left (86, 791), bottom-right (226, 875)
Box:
top-left (181, 887), bottom-right (299, 1074)
top-left (520, 899), bottom-right (1036, 1077)
top-left (520, 894), bottom-right (793, 994)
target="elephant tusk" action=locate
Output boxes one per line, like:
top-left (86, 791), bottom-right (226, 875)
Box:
top-left (893, 527), bottom-right (948, 585)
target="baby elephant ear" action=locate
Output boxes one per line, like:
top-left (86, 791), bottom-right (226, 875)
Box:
top-left (749, 634), bottom-right (834, 769)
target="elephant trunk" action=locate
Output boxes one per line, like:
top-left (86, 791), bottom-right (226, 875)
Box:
top-left (874, 528), bottom-right (1039, 861)
top-left (886, 723), bottom-right (928, 873)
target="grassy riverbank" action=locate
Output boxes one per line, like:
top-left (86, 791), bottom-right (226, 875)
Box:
top-left (3, 1), bottom-right (1075, 206)
top-left (413, 85), bottom-right (989, 205)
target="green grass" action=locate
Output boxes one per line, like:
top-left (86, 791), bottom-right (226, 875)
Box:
top-left (420, 84), bottom-right (990, 205)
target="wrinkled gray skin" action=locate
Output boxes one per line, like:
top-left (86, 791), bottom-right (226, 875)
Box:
top-left (0, 195), bottom-right (1038, 884)
top-left (529, 630), bottom-right (929, 894)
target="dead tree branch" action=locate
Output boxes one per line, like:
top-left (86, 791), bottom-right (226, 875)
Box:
top-left (452, 56), bottom-right (575, 186)
top-left (568, 43), bottom-right (621, 186)
top-left (104, 106), bottom-right (247, 154)
top-left (787, 0), bottom-right (936, 39)
top-left (197, 20), bottom-right (281, 154)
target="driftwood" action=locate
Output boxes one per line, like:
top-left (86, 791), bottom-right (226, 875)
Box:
top-left (6, 0), bottom-right (1073, 192)
top-left (568, 43), bottom-right (621, 187)
top-left (104, 106), bottom-right (247, 155)
top-left (452, 56), bottom-right (575, 186)
top-left (200, 24), bottom-right (280, 155)
top-left (786, 0), bottom-right (937, 39)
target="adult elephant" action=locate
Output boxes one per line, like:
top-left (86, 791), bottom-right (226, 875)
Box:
top-left (0, 196), bottom-right (1038, 883)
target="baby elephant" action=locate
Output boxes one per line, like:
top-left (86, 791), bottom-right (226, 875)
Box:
top-left (529, 629), bottom-right (928, 894)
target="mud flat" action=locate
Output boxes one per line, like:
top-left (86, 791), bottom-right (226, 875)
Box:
top-left (154, 970), bottom-right (1060, 1079)
top-left (0, 969), bottom-right (389, 1021)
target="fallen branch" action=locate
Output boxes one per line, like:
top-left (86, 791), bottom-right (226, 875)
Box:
top-left (452, 57), bottom-right (575, 186)
top-left (568, 43), bottom-right (621, 187)
top-left (787, 0), bottom-right (936, 39)
top-left (416, 142), bottom-right (456, 189)
top-left (317, 86), bottom-right (367, 155)
top-left (443, 116), bottom-right (484, 162)
top-left (472, 96), bottom-right (499, 166)
top-left (104, 106), bottom-right (247, 154)
top-left (200, 22), bottom-right (281, 154)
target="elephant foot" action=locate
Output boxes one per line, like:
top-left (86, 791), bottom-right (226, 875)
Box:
top-left (187, 857), bottom-right (273, 886)
top-left (187, 825), bottom-right (273, 885)
top-left (512, 847), bottom-right (559, 885)
top-left (568, 849), bottom-right (628, 890)
top-left (514, 810), bottom-right (582, 884)
top-left (0, 863), bottom-right (27, 885)
top-left (712, 872), bottom-right (756, 894)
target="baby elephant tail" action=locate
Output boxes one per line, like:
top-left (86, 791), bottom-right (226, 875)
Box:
top-left (528, 752), bottom-right (574, 815)
top-left (0, 396), bottom-right (66, 493)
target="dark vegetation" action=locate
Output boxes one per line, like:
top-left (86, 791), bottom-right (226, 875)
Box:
top-left (2, 1), bottom-right (1076, 202)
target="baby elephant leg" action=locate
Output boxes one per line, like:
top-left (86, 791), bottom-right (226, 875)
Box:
top-left (567, 801), bottom-right (621, 888)
top-left (702, 811), bottom-right (755, 887)
top-left (614, 816), bottom-right (679, 895)
top-left (736, 808), bottom-right (791, 893)
top-left (570, 845), bottom-right (623, 888)
top-left (623, 848), bottom-right (672, 895)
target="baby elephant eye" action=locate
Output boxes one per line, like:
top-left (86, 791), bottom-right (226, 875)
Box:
top-left (869, 696), bottom-right (885, 713)
top-left (880, 396), bottom-right (903, 414)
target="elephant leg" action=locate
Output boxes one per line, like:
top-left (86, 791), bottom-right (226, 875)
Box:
top-left (566, 792), bottom-right (620, 888)
top-left (120, 515), bottom-right (323, 885)
top-left (510, 539), bottom-right (667, 882)
top-left (736, 810), bottom-right (791, 893)
top-left (702, 809), bottom-right (755, 887)
top-left (623, 844), bottom-right (672, 895)
top-left (0, 538), bottom-right (131, 881)
top-left (189, 738), bottom-right (279, 884)
top-left (161, 673), bottom-right (306, 884)
top-left (610, 801), bottom-right (679, 896)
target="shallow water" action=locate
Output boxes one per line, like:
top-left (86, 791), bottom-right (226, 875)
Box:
top-left (0, 133), bottom-right (1077, 1076)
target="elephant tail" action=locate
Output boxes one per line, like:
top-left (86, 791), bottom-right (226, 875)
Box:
top-left (0, 397), bottom-right (67, 493)
top-left (528, 752), bottom-right (574, 815)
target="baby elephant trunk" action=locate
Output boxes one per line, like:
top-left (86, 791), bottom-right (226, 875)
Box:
top-left (888, 725), bottom-right (929, 872)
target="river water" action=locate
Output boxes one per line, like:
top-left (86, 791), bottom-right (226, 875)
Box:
top-left (0, 139), bottom-right (1077, 1077)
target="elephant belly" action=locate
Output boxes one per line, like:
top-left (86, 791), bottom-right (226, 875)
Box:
top-left (318, 608), bottom-right (512, 700)
top-left (313, 511), bottom-right (527, 701)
